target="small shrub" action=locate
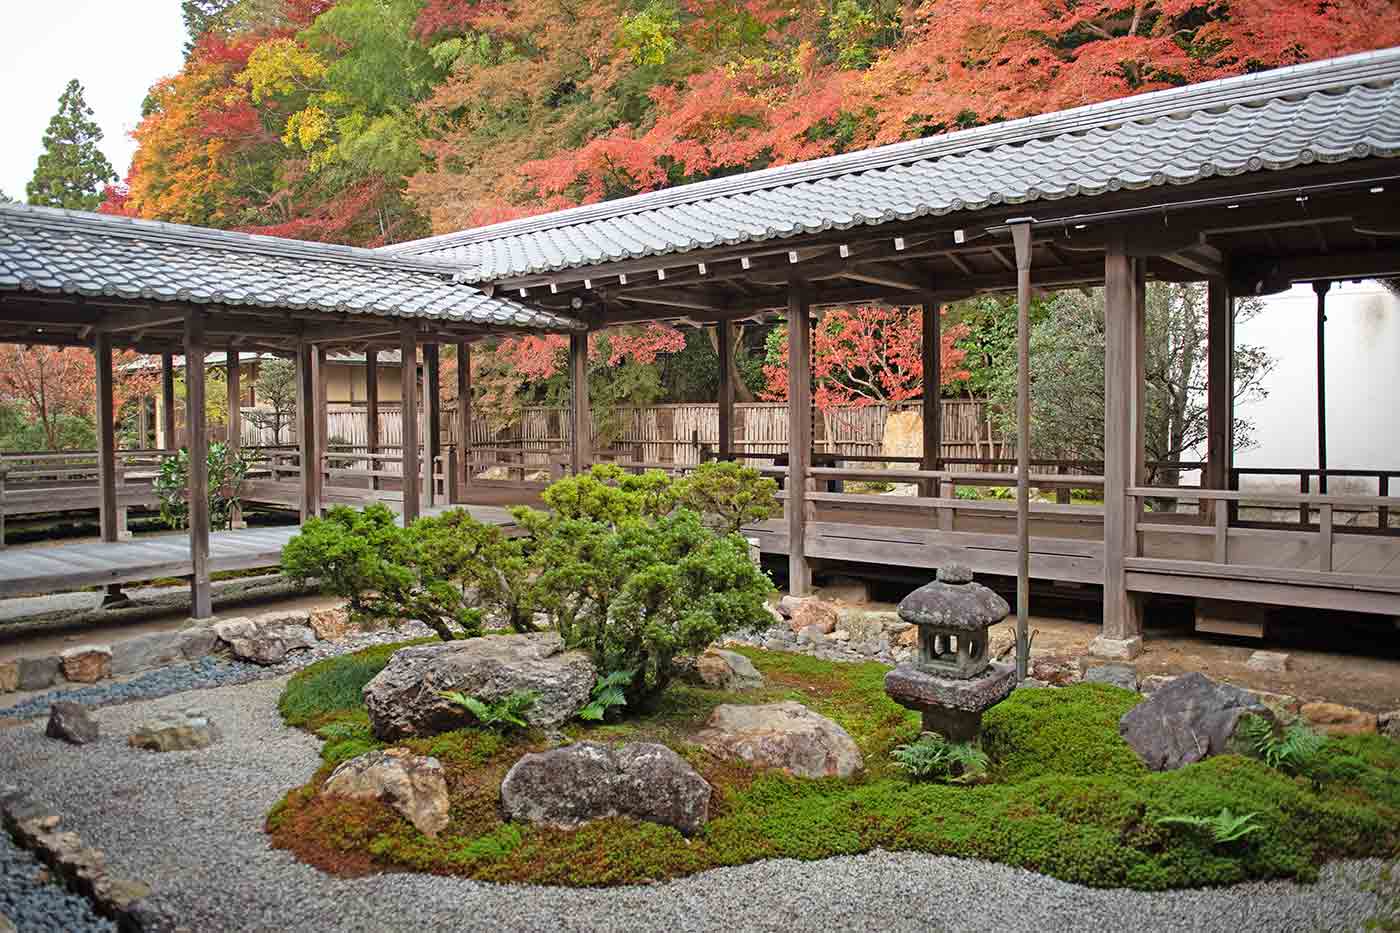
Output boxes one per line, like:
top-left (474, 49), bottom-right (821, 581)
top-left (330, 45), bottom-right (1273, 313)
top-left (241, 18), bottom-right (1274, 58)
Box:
top-left (153, 442), bottom-right (256, 531)
top-left (1157, 808), bottom-right (1264, 846)
top-left (280, 504), bottom-right (414, 617)
top-left (674, 460), bottom-right (780, 533)
top-left (409, 509), bottom-right (537, 633)
top-left (539, 463), bottom-right (677, 525)
top-left (440, 689), bottom-right (538, 731)
top-left (891, 733), bottom-right (989, 782)
top-left (578, 670), bottom-right (632, 722)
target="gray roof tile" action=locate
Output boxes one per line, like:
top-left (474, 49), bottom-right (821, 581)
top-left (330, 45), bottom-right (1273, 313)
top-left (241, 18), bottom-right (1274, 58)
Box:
top-left (0, 205), bottom-right (584, 331)
top-left (389, 49), bottom-right (1400, 281)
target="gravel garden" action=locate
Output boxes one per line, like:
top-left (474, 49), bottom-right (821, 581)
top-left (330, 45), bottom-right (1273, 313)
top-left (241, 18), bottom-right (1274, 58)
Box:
top-left (2, 463), bottom-right (1399, 931)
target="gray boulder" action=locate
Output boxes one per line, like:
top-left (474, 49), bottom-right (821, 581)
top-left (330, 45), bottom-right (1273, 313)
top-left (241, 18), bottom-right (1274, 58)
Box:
top-left (17, 656), bottom-right (61, 691)
top-left (45, 702), bottom-right (98, 745)
top-left (695, 649), bottom-right (765, 690)
top-left (363, 632), bottom-right (595, 740)
top-left (1084, 663), bottom-right (1139, 693)
top-left (695, 701), bottom-right (863, 778)
top-left (213, 610), bottom-right (317, 665)
top-left (501, 741), bottom-right (711, 835)
top-left (322, 748), bottom-right (450, 837)
top-left (111, 626), bottom-right (218, 675)
top-left (1119, 671), bottom-right (1273, 771)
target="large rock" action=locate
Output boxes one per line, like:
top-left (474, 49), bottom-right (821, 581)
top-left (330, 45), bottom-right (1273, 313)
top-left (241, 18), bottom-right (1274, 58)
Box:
top-left (59, 645), bottom-right (112, 684)
top-left (213, 610), bottom-right (317, 665)
top-left (1300, 701), bottom-right (1377, 736)
top-left (322, 748), bottom-right (450, 837)
top-left (308, 606), bottom-right (355, 641)
top-left (695, 701), bottom-right (863, 778)
top-left (787, 599), bottom-right (838, 635)
top-left (1379, 709), bottom-right (1399, 741)
top-left (128, 708), bottom-right (220, 752)
top-left (501, 741), bottom-right (711, 835)
top-left (110, 626), bottom-right (218, 676)
top-left (1119, 672), bottom-right (1272, 771)
top-left (46, 702), bottom-right (98, 745)
top-left (17, 656), bottom-right (61, 691)
top-left (363, 632), bottom-right (595, 740)
top-left (695, 649), bottom-right (765, 690)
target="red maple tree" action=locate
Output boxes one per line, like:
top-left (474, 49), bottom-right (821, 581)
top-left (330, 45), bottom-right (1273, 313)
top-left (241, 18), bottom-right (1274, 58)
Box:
top-left (0, 345), bottom-right (159, 449)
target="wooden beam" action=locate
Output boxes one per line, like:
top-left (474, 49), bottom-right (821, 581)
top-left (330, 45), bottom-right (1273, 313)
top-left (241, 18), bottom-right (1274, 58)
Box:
top-left (1205, 274), bottom-right (1232, 493)
top-left (161, 352), bottom-right (177, 449)
top-left (717, 322), bottom-right (734, 460)
top-left (399, 323), bottom-right (420, 524)
top-left (569, 331), bottom-right (591, 473)
top-left (1232, 247), bottom-right (1400, 294)
top-left (455, 342), bottom-right (471, 500)
top-left (919, 299), bottom-right (941, 492)
top-left (1314, 281), bottom-right (1331, 494)
top-left (838, 262), bottom-right (937, 293)
top-left (1164, 243), bottom-right (1225, 278)
top-left (185, 311), bottom-right (212, 619)
top-left (314, 346), bottom-right (328, 514)
top-left (425, 342), bottom-right (442, 506)
top-left (94, 332), bottom-right (118, 543)
top-left (365, 348), bottom-right (379, 491)
top-left (786, 280), bottom-right (813, 596)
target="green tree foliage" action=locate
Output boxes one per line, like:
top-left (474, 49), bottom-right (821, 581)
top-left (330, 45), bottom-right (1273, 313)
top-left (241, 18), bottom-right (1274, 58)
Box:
top-left (181, 0), bottom-right (238, 54)
top-left (281, 503), bottom-right (417, 616)
top-left (675, 460), bottom-right (779, 533)
top-left (538, 463), bottom-right (678, 524)
top-left (152, 442), bottom-right (256, 531)
top-left (408, 508), bottom-right (537, 633)
top-left (26, 80), bottom-right (117, 211)
top-left (245, 357), bottom-right (298, 443)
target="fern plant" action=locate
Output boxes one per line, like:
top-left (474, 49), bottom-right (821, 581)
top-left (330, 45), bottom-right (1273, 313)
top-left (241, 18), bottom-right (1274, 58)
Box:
top-left (1157, 808), bottom-right (1264, 846)
top-left (1239, 714), bottom-right (1326, 776)
top-left (578, 670), bottom-right (632, 722)
top-left (440, 689), bottom-right (538, 731)
top-left (891, 733), bottom-right (989, 783)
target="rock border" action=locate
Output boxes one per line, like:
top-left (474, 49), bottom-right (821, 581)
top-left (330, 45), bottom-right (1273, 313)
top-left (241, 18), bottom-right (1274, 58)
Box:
top-left (0, 783), bottom-right (170, 933)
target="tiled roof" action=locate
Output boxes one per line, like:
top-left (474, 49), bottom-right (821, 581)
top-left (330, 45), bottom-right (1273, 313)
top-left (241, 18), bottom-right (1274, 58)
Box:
top-left (389, 48), bottom-right (1400, 282)
top-left (0, 204), bottom-right (584, 331)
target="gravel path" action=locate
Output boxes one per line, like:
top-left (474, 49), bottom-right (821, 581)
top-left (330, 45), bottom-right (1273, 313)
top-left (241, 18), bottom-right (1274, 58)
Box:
top-left (0, 829), bottom-right (115, 933)
top-left (0, 677), bottom-right (1394, 933)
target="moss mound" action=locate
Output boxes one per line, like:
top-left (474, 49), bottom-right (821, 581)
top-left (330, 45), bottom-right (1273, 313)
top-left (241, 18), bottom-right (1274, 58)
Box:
top-left (268, 642), bottom-right (1400, 889)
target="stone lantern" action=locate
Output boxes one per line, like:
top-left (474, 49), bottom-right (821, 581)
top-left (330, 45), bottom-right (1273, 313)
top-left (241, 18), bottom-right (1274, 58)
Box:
top-left (884, 564), bottom-right (1015, 742)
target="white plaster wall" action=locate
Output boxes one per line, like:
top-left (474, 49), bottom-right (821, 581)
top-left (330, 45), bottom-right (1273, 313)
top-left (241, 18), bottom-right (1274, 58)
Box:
top-left (1233, 280), bottom-right (1400, 493)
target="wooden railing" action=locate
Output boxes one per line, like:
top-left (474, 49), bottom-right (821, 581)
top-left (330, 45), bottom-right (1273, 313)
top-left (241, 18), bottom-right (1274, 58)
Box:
top-left (1231, 467), bottom-right (1398, 532)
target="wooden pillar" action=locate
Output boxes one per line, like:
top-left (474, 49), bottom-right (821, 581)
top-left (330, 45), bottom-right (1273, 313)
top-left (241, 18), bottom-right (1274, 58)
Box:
top-left (1095, 234), bottom-right (1145, 659)
top-left (425, 343), bottom-right (442, 506)
top-left (569, 331), bottom-right (591, 474)
top-left (160, 351), bottom-right (177, 448)
top-left (95, 333), bottom-right (119, 544)
top-left (313, 346), bottom-right (328, 511)
top-left (226, 349), bottom-right (244, 528)
top-left (920, 299), bottom-right (942, 497)
top-left (455, 341), bottom-right (471, 500)
top-left (295, 342), bottom-right (317, 521)
top-left (1009, 223), bottom-right (1032, 681)
top-left (717, 322), bottom-right (734, 460)
top-left (1205, 275), bottom-right (1233, 494)
top-left (185, 312), bottom-right (212, 619)
top-left (1314, 280), bottom-right (1331, 495)
top-left (365, 349), bottom-right (379, 492)
top-left (786, 281), bottom-right (813, 596)
top-left (400, 323), bottom-right (420, 524)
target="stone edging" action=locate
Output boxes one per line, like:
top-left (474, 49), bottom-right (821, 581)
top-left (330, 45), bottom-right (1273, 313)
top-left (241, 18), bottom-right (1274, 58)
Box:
top-left (0, 782), bottom-right (172, 933)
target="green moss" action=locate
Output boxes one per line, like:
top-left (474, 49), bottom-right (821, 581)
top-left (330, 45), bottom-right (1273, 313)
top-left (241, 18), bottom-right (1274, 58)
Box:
top-left (278, 637), bottom-right (435, 729)
top-left (271, 643), bottom-right (1400, 890)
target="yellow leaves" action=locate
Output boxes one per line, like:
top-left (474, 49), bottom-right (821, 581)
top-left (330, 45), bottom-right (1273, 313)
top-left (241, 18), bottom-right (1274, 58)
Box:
top-left (237, 37), bottom-right (328, 104)
top-left (283, 106), bottom-right (331, 152)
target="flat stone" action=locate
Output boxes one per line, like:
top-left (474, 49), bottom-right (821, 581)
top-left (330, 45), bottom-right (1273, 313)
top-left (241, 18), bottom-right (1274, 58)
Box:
top-left (1119, 671), bottom-right (1271, 771)
top-left (110, 631), bottom-right (183, 675)
top-left (364, 632), bottom-right (595, 740)
top-left (46, 702), bottom-right (99, 745)
top-left (308, 606), bottom-right (355, 641)
top-left (213, 611), bottom-right (317, 665)
top-left (17, 655), bottom-right (61, 691)
top-left (695, 701), bottom-right (863, 779)
top-left (885, 661), bottom-right (1016, 714)
top-left (1300, 701), bottom-right (1377, 736)
top-left (501, 741), bottom-right (711, 835)
top-left (59, 645), bottom-right (112, 683)
top-left (1379, 709), bottom-right (1399, 740)
top-left (0, 660), bottom-right (16, 693)
top-left (695, 649), bottom-right (765, 690)
top-left (787, 599), bottom-right (838, 634)
top-left (128, 708), bottom-right (221, 752)
top-left (1088, 635), bottom-right (1143, 660)
top-left (1029, 655), bottom-right (1082, 686)
top-left (834, 610), bottom-right (890, 642)
top-left (177, 625), bottom-right (219, 659)
top-left (1246, 650), bottom-right (1290, 673)
top-left (1082, 662), bottom-right (1138, 692)
top-left (323, 748), bottom-right (450, 837)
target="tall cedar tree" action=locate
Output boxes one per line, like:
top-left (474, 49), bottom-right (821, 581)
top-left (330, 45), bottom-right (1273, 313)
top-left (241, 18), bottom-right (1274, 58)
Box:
top-left (27, 80), bottom-right (116, 212)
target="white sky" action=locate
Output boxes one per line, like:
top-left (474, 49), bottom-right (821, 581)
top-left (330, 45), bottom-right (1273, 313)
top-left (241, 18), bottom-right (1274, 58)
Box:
top-left (0, 0), bottom-right (186, 201)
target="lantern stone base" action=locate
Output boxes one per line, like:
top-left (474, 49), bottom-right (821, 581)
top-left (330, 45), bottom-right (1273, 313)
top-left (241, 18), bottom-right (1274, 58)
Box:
top-left (884, 661), bottom-right (1016, 743)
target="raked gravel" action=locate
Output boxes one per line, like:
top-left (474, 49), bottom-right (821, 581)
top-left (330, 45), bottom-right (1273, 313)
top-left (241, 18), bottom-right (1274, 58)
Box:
top-left (0, 677), bottom-right (1395, 933)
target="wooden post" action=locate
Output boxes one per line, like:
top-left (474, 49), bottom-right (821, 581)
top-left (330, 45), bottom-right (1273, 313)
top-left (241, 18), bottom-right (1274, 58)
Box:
top-left (569, 331), bottom-right (591, 474)
top-left (1009, 223), bottom-right (1032, 681)
top-left (160, 351), bottom-right (177, 448)
top-left (295, 342), bottom-right (317, 521)
top-left (1095, 234), bottom-right (1144, 659)
top-left (1314, 280), bottom-right (1330, 496)
top-left (185, 312), bottom-right (212, 619)
top-left (425, 343), bottom-right (442, 506)
top-left (314, 346), bottom-right (328, 512)
top-left (787, 280), bottom-right (813, 596)
top-left (455, 341), bottom-right (471, 499)
top-left (1205, 275), bottom-right (1232, 497)
top-left (226, 349), bottom-right (244, 528)
top-left (920, 298), bottom-right (942, 499)
top-left (400, 323), bottom-right (420, 524)
top-left (95, 332), bottom-right (119, 544)
top-left (365, 349), bottom-right (379, 492)
top-left (717, 322), bottom-right (734, 460)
